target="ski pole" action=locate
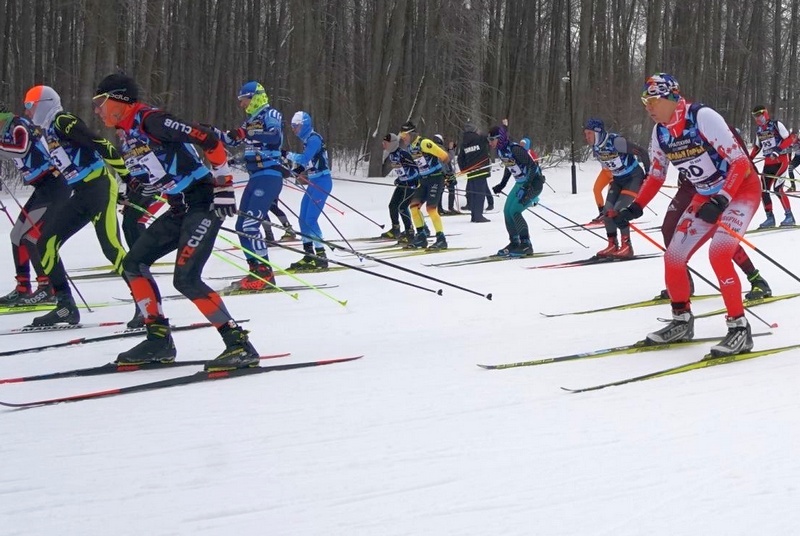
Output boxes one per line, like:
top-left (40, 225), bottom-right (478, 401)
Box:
top-left (716, 221), bottom-right (800, 285)
top-left (287, 178), bottom-right (360, 254)
top-left (499, 193), bottom-right (589, 249)
top-left (239, 211), bottom-right (490, 299)
top-left (0, 177), bottom-right (93, 312)
top-left (287, 170), bottom-right (385, 229)
top-left (282, 181), bottom-right (345, 215)
top-left (222, 225), bottom-right (442, 297)
top-left (629, 222), bottom-right (778, 329)
top-left (536, 202), bottom-right (607, 241)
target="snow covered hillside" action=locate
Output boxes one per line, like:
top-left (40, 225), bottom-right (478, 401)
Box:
top-left (1, 160), bottom-right (799, 536)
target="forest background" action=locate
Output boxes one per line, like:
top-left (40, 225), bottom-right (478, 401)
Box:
top-left (0, 0), bottom-right (797, 176)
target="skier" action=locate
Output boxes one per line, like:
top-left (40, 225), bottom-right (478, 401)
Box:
top-left (583, 118), bottom-right (650, 258)
top-left (92, 72), bottom-right (259, 371)
top-left (749, 104), bottom-right (796, 227)
top-left (399, 121), bottom-right (450, 249)
top-left (23, 85), bottom-right (132, 326)
top-left (116, 127), bottom-right (165, 251)
top-left (381, 132), bottom-right (419, 242)
top-left (283, 111), bottom-right (332, 271)
top-left (433, 135), bottom-right (458, 216)
top-left (0, 102), bottom-right (69, 306)
top-left (216, 81), bottom-right (284, 289)
top-left (643, 169), bottom-right (772, 301)
top-left (488, 125), bottom-right (545, 257)
top-left (616, 73), bottom-right (761, 357)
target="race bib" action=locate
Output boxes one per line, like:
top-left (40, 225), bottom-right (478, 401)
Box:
top-left (137, 151), bottom-right (168, 180)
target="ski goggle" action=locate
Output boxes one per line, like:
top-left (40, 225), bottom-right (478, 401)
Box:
top-left (751, 110), bottom-right (767, 117)
top-left (487, 134), bottom-right (501, 142)
top-left (641, 95), bottom-right (661, 106)
top-left (92, 93), bottom-right (111, 109)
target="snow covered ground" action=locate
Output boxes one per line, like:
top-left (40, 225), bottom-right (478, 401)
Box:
top-left (1, 160), bottom-right (799, 535)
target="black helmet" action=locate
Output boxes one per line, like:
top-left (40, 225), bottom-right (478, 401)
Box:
top-left (95, 73), bottom-right (140, 103)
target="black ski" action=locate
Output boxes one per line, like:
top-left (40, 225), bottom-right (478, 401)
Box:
top-left (114, 285), bottom-right (339, 302)
top-left (424, 251), bottom-right (567, 268)
top-left (0, 321), bottom-right (126, 337)
top-left (0, 353), bottom-right (291, 384)
top-left (0, 356), bottom-right (363, 408)
top-left (527, 252), bottom-right (662, 269)
top-left (0, 320), bottom-right (249, 358)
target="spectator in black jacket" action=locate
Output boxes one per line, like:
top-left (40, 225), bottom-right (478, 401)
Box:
top-left (457, 122), bottom-right (492, 222)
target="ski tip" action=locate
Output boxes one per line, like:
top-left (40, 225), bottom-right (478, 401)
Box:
top-left (486, 293), bottom-right (493, 301)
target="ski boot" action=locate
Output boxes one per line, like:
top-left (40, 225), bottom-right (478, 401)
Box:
top-left (497, 240), bottom-right (521, 257)
top-left (758, 212), bottom-right (776, 229)
top-left (288, 243), bottom-right (317, 271)
top-left (204, 323), bottom-right (260, 371)
top-left (589, 206), bottom-right (605, 225)
top-left (116, 318), bottom-right (176, 365)
top-left (380, 225), bottom-right (402, 239)
top-left (428, 232), bottom-right (448, 250)
top-left (744, 271), bottom-right (772, 300)
top-left (610, 235), bottom-right (634, 259)
top-left (30, 290), bottom-right (80, 326)
top-left (596, 236), bottom-right (618, 257)
top-left (235, 262), bottom-right (276, 290)
top-left (511, 238), bottom-right (534, 258)
top-left (19, 276), bottom-right (56, 306)
top-left (646, 310), bottom-right (694, 345)
top-left (127, 303), bottom-right (146, 329)
top-left (423, 224), bottom-right (432, 238)
top-left (397, 228), bottom-right (415, 245)
top-left (708, 316), bottom-right (753, 358)
top-left (406, 230), bottom-right (428, 249)
top-left (0, 275), bottom-right (32, 306)
top-left (279, 226), bottom-right (297, 241)
top-left (654, 271), bottom-right (695, 301)
top-left (314, 247), bottom-right (329, 270)
top-left (780, 211), bottom-right (795, 227)
top-left (262, 223), bottom-right (276, 243)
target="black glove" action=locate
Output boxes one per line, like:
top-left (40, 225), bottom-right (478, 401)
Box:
top-left (117, 191), bottom-right (129, 205)
top-left (492, 184), bottom-right (503, 194)
top-left (517, 182), bottom-right (536, 205)
top-left (696, 194), bottom-right (729, 224)
top-left (614, 202), bottom-right (644, 226)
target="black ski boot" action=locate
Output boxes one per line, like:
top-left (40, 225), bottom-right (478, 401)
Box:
top-left (116, 318), bottom-right (176, 365)
top-left (380, 225), bottom-right (401, 239)
top-left (745, 271), bottom-right (772, 300)
top-left (0, 275), bottom-right (32, 306)
top-left (512, 238), bottom-right (534, 257)
top-left (646, 310), bottom-right (694, 345)
top-left (708, 316), bottom-right (753, 358)
top-left (428, 232), bottom-right (448, 250)
top-left (31, 290), bottom-right (80, 326)
top-left (204, 323), bottom-right (260, 371)
top-left (406, 230), bottom-right (428, 249)
top-left (289, 243), bottom-right (316, 271)
top-left (127, 303), bottom-right (146, 329)
top-left (314, 247), bottom-right (329, 270)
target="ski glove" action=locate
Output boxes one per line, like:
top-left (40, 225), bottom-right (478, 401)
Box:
top-left (492, 184), bottom-right (504, 194)
top-left (696, 194), bottom-right (729, 224)
top-left (614, 202), bottom-right (644, 226)
top-left (517, 182), bottom-right (537, 205)
top-left (213, 185), bottom-right (237, 219)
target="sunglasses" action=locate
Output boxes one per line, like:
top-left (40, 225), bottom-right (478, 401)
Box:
top-left (641, 95), bottom-right (661, 106)
top-left (487, 135), bottom-right (501, 142)
top-left (92, 93), bottom-right (111, 109)
top-left (751, 111), bottom-right (766, 117)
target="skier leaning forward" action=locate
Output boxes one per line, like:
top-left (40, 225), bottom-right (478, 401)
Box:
top-left (617, 73), bottom-right (762, 357)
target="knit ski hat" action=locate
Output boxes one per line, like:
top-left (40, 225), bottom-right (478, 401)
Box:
top-left (642, 73), bottom-right (681, 102)
top-left (95, 73), bottom-right (139, 103)
top-left (238, 81), bottom-right (269, 115)
top-left (433, 134), bottom-right (444, 145)
top-left (487, 125), bottom-right (509, 149)
top-left (383, 132), bottom-right (399, 153)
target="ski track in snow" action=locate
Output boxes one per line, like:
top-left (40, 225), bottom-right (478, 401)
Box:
top-left (1, 160), bottom-right (799, 535)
